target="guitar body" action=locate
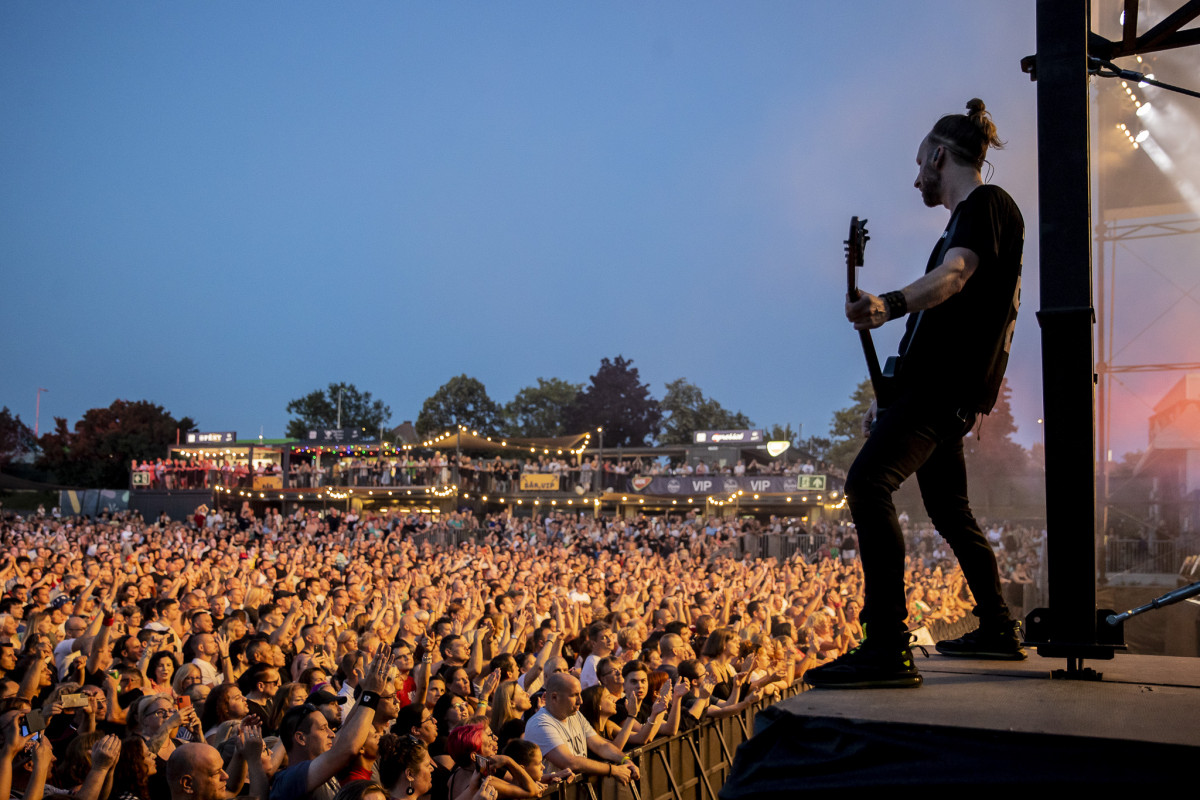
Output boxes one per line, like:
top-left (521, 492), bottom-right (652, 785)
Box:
top-left (845, 216), bottom-right (898, 409)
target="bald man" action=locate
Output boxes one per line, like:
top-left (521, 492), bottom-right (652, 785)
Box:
top-left (166, 743), bottom-right (230, 800)
top-left (658, 634), bottom-right (685, 682)
top-left (524, 673), bottom-right (639, 785)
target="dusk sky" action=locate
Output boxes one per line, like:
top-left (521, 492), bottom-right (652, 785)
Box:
top-left (2, 3), bottom-right (1194, 459)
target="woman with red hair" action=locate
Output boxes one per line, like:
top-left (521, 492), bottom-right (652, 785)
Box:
top-left (445, 721), bottom-right (541, 799)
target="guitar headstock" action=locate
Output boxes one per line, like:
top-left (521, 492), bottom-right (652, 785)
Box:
top-left (845, 216), bottom-right (870, 298)
top-left (845, 216), bottom-right (869, 268)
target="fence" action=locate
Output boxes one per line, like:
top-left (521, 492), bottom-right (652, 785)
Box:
top-left (536, 681), bottom-right (806, 800)
top-left (406, 526), bottom-right (482, 550)
top-left (734, 532), bottom-right (833, 562)
top-left (1105, 537), bottom-right (1195, 575)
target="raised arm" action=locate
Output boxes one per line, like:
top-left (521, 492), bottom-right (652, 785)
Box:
top-left (304, 646), bottom-right (392, 792)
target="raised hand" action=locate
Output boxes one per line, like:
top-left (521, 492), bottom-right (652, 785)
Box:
top-left (239, 718), bottom-right (264, 760)
top-left (90, 734), bottom-right (121, 771)
top-left (361, 644), bottom-right (394, 694)
top-left (479, 670), bottom-right (501, 700)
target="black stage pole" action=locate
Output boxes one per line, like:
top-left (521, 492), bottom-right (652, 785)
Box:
top-left (1026, 0), bottom-right (1122, 677)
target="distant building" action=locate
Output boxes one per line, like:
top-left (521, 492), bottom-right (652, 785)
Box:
top-left (1136, 374), bottom-right (1200, 537)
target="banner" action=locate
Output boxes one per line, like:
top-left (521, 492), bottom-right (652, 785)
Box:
top-left (253, 475), bottom-right (283, 490)
top-left (625, 474), bottom-right (828, 496)
top-left (186, 431), bottom-right (237, 445)
top-left (519, 473), bottom-right (560, 492)
top-left (306, 428), bottom-right (376, 444)
top-left (60, 490), bottom-right (131, 516)
top-left (693, 429), bottom-right (764, 445)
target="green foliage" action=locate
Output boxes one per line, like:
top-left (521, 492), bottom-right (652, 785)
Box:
top-left (964, 380), bottom-right (1027, 475)
top-left (564, 356), bottom-right (662, 447)
top-left (417, 375), bottom-right (501, 438)
top-left (502, 378), bottom-right (583, 438)
top-left (0, 407), bottom-right (36, 466)
top-left (963, 380), bottom-right (1030, 509)
top-left (766, 424), bottom-right (802, 450)
top-left (826, 378), bottom-right (875, 472)
top-left (659, 379), bottom-right (753, 445)
top-left (35, 400), bottom-right (196, 488)
top-left (285, 382), bottom-right (392, 440)
top-left (796, 434), bottom-right (832, 462)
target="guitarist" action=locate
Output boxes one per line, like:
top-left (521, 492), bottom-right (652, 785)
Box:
top-left (807, 99), bottom-right (1024, 689)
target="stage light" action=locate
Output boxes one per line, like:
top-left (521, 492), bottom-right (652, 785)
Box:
top-left (1136, 130), bottom-right (1149, 143)
top-left (1137, 103), bottom-right (1152, 117)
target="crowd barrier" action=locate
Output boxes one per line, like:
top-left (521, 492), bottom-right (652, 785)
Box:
top-left (735, 532), bottom-right (832, 562)
top-left (1105, 537), bottom-right (1195, 575)
top-left (537, 680), bottom-right (807, 800)
top-left (406, 526), bottom-right (482, 550)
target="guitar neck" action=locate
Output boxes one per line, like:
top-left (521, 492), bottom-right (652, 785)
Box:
top-left (845, 215), bottom-right (889, 406)
top-left (859, 329), bottom-right (887, 397)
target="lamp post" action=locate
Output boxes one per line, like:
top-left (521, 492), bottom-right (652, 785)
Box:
top-left (34, 388), bottom-right (48, 437)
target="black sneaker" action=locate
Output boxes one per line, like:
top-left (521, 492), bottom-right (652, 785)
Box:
top-left (935, 620), bottom-right (1026, 660)
top-left (803, 639), bottom-right (922, 689)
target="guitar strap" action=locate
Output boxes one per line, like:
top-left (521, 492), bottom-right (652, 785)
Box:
top-left (896, 209), bottom-right (963, 363)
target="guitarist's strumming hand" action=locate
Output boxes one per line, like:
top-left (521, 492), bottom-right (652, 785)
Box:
top-left (845, 292), bottom-right (889, 331)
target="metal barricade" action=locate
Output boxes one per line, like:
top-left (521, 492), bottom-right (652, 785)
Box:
top-left (407, 527), bottom-right (484, 550)
top-left (1105, 537), bottom-right (1189, 574)
top-left (711, 533), bottom-right (833, 564)
top-left (535, 681), bottom-right (807, 800)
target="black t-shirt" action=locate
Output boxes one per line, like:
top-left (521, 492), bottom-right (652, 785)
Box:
top-left (895, 184), bottom-right (1023, 413)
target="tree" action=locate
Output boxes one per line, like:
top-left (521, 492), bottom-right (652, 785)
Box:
top-left (564, 356), bottom-right (662, 447)
top-left (767, 424), bottom-right (801, 448)
top-left (0, 407), bottom-right (36, 467)
top-left (286, 383), bottom-right (392, 440)
top-left (36, 400), bottom-right (196, 488)
top-left (796, 433), bottom-right (833, 462)
top-left (963, 379), bottom-right (1029, 509)
top-left (826, 378), bottom-right (875, 473)
top-left (659, 379), bottom-right (753, 445)
top-left (502, 378), bottom-right (583, 438)
top-left (417, 375), bottom-right (501, 438)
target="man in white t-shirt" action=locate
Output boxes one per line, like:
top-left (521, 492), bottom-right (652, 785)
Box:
top-left (524, 674), bottom-right (638, 785)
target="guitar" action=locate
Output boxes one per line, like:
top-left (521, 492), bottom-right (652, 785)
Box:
top-left (845, 216), bottom-right (898, 408)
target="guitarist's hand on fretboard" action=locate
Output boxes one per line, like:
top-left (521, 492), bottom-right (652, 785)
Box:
top-left (846, 291), bottom-right (888, 331)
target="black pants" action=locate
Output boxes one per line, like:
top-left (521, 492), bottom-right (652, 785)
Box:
top-left (845, 393), bottom-right (1009, 643)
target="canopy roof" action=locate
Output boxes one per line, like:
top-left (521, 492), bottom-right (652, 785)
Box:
top-left (419, 428), bottom-right (593, 456)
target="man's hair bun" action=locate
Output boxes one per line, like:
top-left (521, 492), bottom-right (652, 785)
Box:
top-left (929, 98), bottom-right (1003, 168)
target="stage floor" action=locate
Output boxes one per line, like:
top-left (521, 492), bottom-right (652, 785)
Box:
top-left (777, 651), bottom-right (1200, 746)
top-left (719, 652), bottom-right (1200, 795)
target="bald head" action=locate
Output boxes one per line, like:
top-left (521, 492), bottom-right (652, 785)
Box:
top-left (543, 656), bottom-right (568, 682)
top-left (167, 743), bottom-right (228, 800)
top-left (660, 634), bottom-right (684, 665)
top-left (545, 671), bottom-right (572, 694)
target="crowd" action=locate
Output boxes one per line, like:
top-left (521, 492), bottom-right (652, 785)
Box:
top-left (132, 450), bottom-right (840, 495)
top-left (901, 516), bottom-right (1044, 589)
top-left (0, 502), bottom-right (1032, 800)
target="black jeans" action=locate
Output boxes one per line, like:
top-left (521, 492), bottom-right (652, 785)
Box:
top-left (845, 393), bottom-right (1009, 643)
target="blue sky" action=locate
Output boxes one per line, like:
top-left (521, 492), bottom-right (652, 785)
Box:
top-left (0, 2), bottom-right (1097, 452)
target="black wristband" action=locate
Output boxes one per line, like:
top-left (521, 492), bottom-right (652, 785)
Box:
top-left (881, 290), bottom-right (908, 320)
top-left (358, 691), bottom-right (381, 710)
